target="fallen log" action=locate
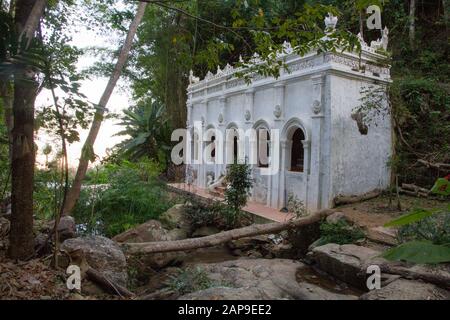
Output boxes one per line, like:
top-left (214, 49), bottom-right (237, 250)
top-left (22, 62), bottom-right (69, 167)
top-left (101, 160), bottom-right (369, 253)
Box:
top-left (375, 264), bottom-right (450, 290)
top-left (402, 183), bottom-right (430, 195)
top-left (417, 159), bottom-right (450, 171)
top-left (333, 190), bottom-right (381, 206)
top-left (398, 188), bottom-right (430, 198)
top-left (122, 209), bottom-right (335, 255)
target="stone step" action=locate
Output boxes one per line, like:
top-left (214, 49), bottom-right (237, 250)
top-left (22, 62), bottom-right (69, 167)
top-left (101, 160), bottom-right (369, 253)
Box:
top-left (309, 243), bottom-right (390, 290)
top-left (309, 243), bottom-right (450, 300)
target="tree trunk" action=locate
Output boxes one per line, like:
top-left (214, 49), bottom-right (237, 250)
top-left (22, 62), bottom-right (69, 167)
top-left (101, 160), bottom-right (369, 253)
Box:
top-left (18, 0), bottom-right (46, 48)
top-left (63, 1), bottom-right (147, 215)
top-left (409, 0), bottom-right (416, 49)
top-left (7, 0), bottom-right (47, 260)
top-left (122, 210), bottom-right (334, 255)
top-left (333, 190), bottom-right (381, 206)
top-left (368, 263), bottom-right (450, 290)
top-left (359, 9), bottom-right (364, 38)
top-left (8, 83), bottom-right (37, 260)
top-left (444, 0), bottom-right (449, 27)
top-left (0, 83), bottom-right (13, 159)
top-left (0, 0), bottom-right (19, 158)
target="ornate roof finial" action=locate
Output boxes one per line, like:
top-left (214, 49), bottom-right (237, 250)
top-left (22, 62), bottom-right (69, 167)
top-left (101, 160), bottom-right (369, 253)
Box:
top-left (381, 26), bottom-right (389, 50)
top-left (188, 69), bottom-right (199, 85)
top-left (205, 71), bottom-right (213, 80)
top-left (324, 13), bottom-right (338, 32)
top-left (357, 32), bottom-right (367, 46)
top-left (282, 41), bottom-right (293, 54)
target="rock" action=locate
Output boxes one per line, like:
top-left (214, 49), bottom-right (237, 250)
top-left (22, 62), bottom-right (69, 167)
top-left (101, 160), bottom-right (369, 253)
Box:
top-left (43, 216), bottom-right (77, 241)
top-left (69, 293), bottom-right (86, 300)
top-left (34, 233), bottom-right (51, 253)
top-left (0, 217), bottom-right (10, 238)
top-left (113, 220), bottom-right (171, 243)
top-left (269, 243), bottom-right (294, 259)
top-left (326, 212), bottom-right (348, 224)
top-left (178, 259), bottom-right (358, 300)
top-left (113, 219), bottom-right (187, 270)
top-left (61, 236), bottom-right (128, 287)
top-left (56, 216), bottom-right (77, 241)
top-left (179, 287), bottom-right (265, 300)
top-left (360, 279), bottom-right (450, 300)
top-left (140, 252), bottom-right (186, 270)
top-left (311, 244), bottom-right (387, 290)
top-left (366, 226), bottom-right (398, 246)
top-left (167, 228), bottom-right (189, 241)
top-left (192, 226), bottom-right (220, 238)
top-left (159, 204), bottom-right (190, 231)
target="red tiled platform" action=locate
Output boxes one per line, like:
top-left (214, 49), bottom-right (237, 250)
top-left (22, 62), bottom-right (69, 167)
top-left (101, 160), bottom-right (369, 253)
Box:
top-left (168, 183), bottom-right (295, 223)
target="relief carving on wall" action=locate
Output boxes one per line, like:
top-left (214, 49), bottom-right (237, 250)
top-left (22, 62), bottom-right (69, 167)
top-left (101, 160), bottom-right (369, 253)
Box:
top-left (245, 110), bottom-right (252, 121)
top-left (273, 105), bottom-right (282, 119)
top-left (312, 100), bottom-right (322, 115)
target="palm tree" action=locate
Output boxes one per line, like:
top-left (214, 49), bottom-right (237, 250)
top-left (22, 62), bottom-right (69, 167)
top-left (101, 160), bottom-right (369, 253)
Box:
top-left (115, 100), bottom-right (172, 162)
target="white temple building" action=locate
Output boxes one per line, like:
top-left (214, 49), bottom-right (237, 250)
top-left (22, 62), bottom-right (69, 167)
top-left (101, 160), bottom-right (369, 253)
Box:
top-left (184, 15), bottom-right (392, 213)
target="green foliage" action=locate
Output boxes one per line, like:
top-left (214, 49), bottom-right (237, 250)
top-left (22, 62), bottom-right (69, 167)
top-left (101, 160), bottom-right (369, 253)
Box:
top-left (115, 100), bottom-right (172, 166)
top-left (431, 179), bottom-right (450, 197)
top-left (183, 197), bottom-right (225, 229)
top-left (0, 96), bottom-right (10, 198)
top-left (167, 267), bottom-right (228, 296)
top-left (397, 211), bottom-right (450, 246)
top-left (383, 241), bottom-right (450, 264)
top-left (391, 78), bottom-right (450, 186)
top-left (183, 196), bottom-right (251, 231)
top-left (384, 208), bottom-right (436, 228)
top-left (127, 1), bottom-right (358, 130)
top-left (224, 163), bottom-right (253, 228)
top-left (383, 180), bottom-right (450, 264)
top-left (33, 168), bottom-right (60, 220)
top-left (73, 159), bottom-right (173, 237)
top-left (316, 220), bottom-right (365, 246)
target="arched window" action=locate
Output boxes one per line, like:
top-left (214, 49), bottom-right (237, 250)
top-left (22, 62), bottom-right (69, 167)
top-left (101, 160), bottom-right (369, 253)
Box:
top-left (210, 135), bottom-right (216, 159)
top-left (290, 128), bottom-right (305, 172)
top-left (193, 132), bottom-right (199, 161)
top-left (233, 136), bottom-right (238, 163)
top-left (257, 128), bottom-right (270, 168)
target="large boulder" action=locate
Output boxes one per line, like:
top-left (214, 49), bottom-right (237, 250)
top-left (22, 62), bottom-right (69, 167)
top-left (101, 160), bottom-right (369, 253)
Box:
top-left (42, 216), bottom-right (77, 242)
top-left (113, 219), bottom-right (187, 270)
top-left (178, 259), bottom-right (358, 300)
top-left (113, 220), bottom-right (174, 243)
top-left (159, 204), bottom-right (190, 232)
top-left (310, 244), bottom-right (386, 290)
top-left (360, 279), bottom-right (450, 300)
top-left (61, 236), bottom-right (128, 287)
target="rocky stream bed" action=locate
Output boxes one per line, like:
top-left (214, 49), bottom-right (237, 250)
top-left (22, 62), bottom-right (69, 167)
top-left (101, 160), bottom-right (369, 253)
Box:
top-left (0, 204), bottom-right (449, 300)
